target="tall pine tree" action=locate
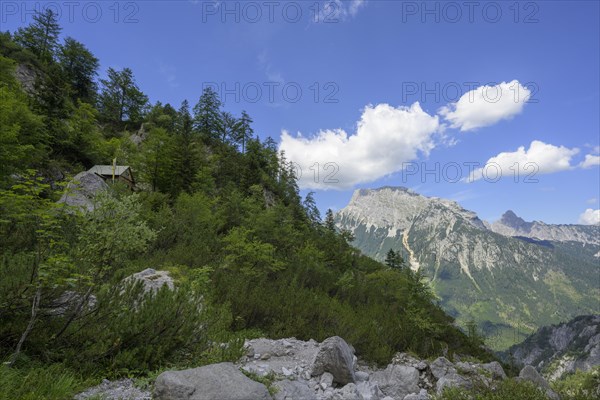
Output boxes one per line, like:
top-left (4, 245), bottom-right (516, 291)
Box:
top-left (58, 37), bottom-right (99, 104)
top-left (192, 87), bottom-right (223, 144)
top-left (98, 67), bottom-right (148, 130)
top-left (14, 10), bottom-right (61, 63)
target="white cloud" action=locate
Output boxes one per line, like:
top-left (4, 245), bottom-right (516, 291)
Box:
top-left (257, 50), bottom-right (284, 84)
top-left (348, 0), bottom-right (367, 16)
top-left (587, 198), bottom-right (598, 205)
top-left (314, 0), bottom-right (367, 22)
top-left (438, 80), bottom-right (530, 131)
top-left (158, 63), bottom-right (178, 88)
top-left (467, 140), bottom-right (579, 182)
top-left (279, 102), bottom-right (440, 190)
top-left (580, 154), bottom-right (600, 168)
top-left (578, 209), bottom-right (600, 225)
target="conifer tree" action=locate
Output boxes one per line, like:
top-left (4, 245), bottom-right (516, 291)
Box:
top-left (324, 209), bottom-right (336, 232)
top-left (98, 67), bottom-right (148, 130)
top-left (14, 10), bottom-right (61, 63)
top-left (58, 37), bottom-right (99, 104)
top-left (193, 87), bottom-right (223, 143)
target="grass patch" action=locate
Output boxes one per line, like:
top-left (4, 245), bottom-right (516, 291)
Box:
top-left (435, 379), bottom-right (548, 400)
top-left (0, 363), bottom-right (96, 400)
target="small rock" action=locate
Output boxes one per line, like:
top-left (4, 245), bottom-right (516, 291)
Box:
top-left (429, 357), bottom-right (456, 380)
top-left (481, 361), bottom-right (506, 380)
top-left (123, 268), bottom-right (174, 293)
top-left (332, 383), bottom-right (363, 400)
top-left (371, 364), bottom-right (419, 400)
top-left (356, 381), bottom-right (383, 400)
top-left (455, 362), bottom-right (476, 374)
top-left (311, 336), bottom-right (356, 385)
top-left (415, 361), bottom-right (428, 371)
top-left (321, 372), bottom-right (334, 388)
top-left (273, 380), bottom-right (316, 400)
top-left (519, 365), bottom-right (549, 389)
top-left (403, 388), bottom-right (430, 400)
top-left (355, 371), bottom-right (370, 382)
top-left (436, 373), bottom-right (472, 395)
top-left (519, 365), bottom-right (560, 400)
top-left (261, 352), bottom-right (272, 360)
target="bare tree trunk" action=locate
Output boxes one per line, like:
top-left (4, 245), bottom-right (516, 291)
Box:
top-left (8, 286), bottom-right (42, 367)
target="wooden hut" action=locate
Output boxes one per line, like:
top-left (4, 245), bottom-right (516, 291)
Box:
top-left (88, 165), bottom-right (135, 189)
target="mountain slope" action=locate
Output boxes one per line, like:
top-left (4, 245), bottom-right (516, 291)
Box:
top-left (503, 315), bottom-right (600, 381)
top-left (335, 187), bottom-right (600, 350)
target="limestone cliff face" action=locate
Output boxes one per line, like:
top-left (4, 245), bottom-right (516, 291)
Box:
top-left (335, 187), bottom-right (600, 350)
top-left (504, 315), bottom-right (600, 381)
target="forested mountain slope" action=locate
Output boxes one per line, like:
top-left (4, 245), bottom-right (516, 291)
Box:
top-left (335, 187), bottom-right (600, 350)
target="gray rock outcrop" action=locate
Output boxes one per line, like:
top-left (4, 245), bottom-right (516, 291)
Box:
top-left (273, 380), bottom-right (317, 400)
top-left (371, 364), bottom-right (419, 399)
top-left (506, 315), bottom-right (600, 381)
top-left (58, 171), bottom-right (108, 212)
top-left (77, 336), bottom-right (515, 400)
top-left (154, 362), bottom-right (272, 400)
top-left (311, 336), bottom-right (357, 385)
top-left (123, 268), bottom-right (174, 293)
top-left (519, 366), bottom-right (560, 400)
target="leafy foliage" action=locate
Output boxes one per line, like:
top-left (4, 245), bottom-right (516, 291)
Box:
top-left (552, 367), bottom-right (600, 400)
top-left (0, 14), bottom-right (514, 396)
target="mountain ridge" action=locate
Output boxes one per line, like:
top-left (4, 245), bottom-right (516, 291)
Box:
top-left (491, 209), bottom-right (599, 245)
top-left (335, 186), bottom-right (600, 350)
top-left (503, 314), bottom-right (600, 381)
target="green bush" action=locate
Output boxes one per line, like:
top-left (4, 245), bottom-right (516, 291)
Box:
top-left (53, 280), bottom-right (240, 376)
top-left (436, 379), bottom-right (549, 400)
top-left (552, 367), bottom-right (600, 400)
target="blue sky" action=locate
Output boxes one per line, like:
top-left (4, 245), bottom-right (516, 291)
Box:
top-left (2, 0), bottom-right (599, 224)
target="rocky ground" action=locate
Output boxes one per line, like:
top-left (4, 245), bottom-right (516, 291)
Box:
top-left (75, 335), bottom-right (560, 400)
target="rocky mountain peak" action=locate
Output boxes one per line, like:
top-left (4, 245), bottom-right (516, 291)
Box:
top-left (491, 210), bottom-right (599, 245)
top-left (498, 210), bottom-right (531, 230)
top-left (342, 186), bottom-right (486, 236)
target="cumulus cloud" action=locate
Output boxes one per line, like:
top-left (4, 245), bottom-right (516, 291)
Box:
top-left (438, 80), bottom-right (530, 131)
top-left (279, 103), bottom-right (440, 190)
top-left (580, 154), bottom-right (600, 168)
top-left (578, 209), bottom-right (600, 225)
top-left (467, 140), bottom-right (579, 182)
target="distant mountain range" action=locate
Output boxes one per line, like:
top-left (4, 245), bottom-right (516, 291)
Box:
top-left (490, 210), bottom-right (599, 245)
top-left (335, 187), bottom-right (600, 350)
